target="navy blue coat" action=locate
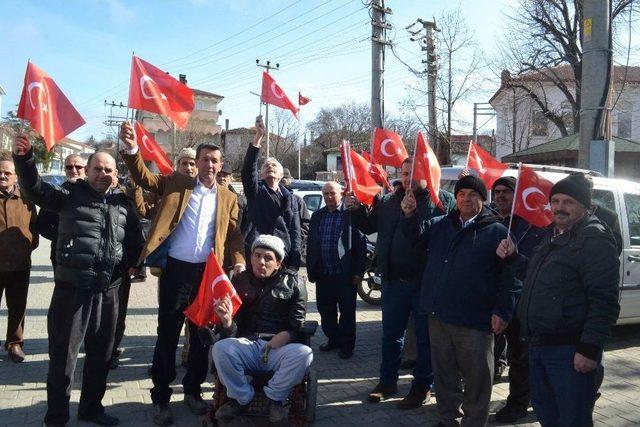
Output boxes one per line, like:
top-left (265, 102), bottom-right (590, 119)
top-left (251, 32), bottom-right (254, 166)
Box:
top-left (306, 206), bottom-right (367, 283)
top-left (242, 145), bottom-right (301, 269)
top-left (404, 207), bottom-right (520, 331)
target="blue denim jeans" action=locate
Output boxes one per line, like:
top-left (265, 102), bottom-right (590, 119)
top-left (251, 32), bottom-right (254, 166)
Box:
top-left (379, 279), bottom-right (433, 389)
top-left (212, 338), bottom-right (313, 405)
top-left (529, 345), bottom-right (600, 427)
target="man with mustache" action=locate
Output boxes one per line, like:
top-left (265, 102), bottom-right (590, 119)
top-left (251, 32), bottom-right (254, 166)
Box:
top-left (0, 151), bottom-right (38, 363)
top-left (12, 136), bottom-right (143, 427)
top-left (498, 172), bottom-right (620, 426)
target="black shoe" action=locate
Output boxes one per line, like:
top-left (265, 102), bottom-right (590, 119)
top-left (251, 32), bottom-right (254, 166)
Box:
top-left (399, 359), bottom-right (416, 370)
top-left (338, 349), bottom-right (353, 359)
top-left (78, 412), bottom-right (120, 426)
top-left (367, 382), bottom-right (398, 402)
top-left (215, 399), bottom-right (249, 421)
top-left (493, 404), bottom-right (527, 423)
top-left (494, 364), bottom-right (506, 382)
top-left (319, 341), bottom-right (339, 352)
top-left (397, 383), bottom-right (430, 409)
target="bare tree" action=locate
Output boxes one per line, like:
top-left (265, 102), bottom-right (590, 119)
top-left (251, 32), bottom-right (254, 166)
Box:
top-left (306, 101), bottom-right (371, 150)
top-left (269, 108), bottom-right (299, 160)
top-left (498, 0), bottom-right (637, 137)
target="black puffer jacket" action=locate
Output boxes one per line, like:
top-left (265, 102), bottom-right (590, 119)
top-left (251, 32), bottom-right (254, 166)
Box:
top-left (15, 150), bottom-right (143, 291)
top-left (35, 181), bottom-right (73, 263)
top-left (516, 214), bottom-right (620, 362)
top-left (218, 268), bottom-right (307, 341)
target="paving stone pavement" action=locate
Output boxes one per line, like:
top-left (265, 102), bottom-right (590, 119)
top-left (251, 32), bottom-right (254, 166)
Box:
top-left (2, 243), bottom-right (640, 426)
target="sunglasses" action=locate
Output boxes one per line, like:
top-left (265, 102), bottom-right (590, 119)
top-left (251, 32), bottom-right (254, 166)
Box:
top-left (65, 165), bottom-right (84, 171)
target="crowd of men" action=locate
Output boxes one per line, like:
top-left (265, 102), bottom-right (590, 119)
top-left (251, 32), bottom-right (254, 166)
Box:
top-left (0, 113), bottom-right (622, 427)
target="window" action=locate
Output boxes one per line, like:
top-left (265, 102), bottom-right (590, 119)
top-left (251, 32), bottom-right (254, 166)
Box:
top-left (195, 100), bottom-right (204, 111)
top-left (593, 189), bottom-right (616, 212)
top-left (560, 102), bottom-right (575, 133)
top-left (336, 155), bottom-right (342, 172)
top-left (624, 193), bottom-right (640, 246)
top-left (531, 110), bottom-right (548, 136)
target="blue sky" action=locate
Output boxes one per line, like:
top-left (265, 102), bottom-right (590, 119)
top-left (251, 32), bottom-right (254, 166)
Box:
top-left (0, 0), bottom-right (635, 142)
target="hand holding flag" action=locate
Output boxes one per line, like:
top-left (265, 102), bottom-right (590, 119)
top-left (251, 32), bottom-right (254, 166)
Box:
top-left (411, 132), bottom-right (443, 210)
top-left (133, 122), bottom-right (174, 175)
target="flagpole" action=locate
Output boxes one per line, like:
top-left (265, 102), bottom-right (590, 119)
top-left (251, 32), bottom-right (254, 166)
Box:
top-left (408, 135), bottom-right (419, 186)
top-left (466, 140), bottom-right (473, 169)
top-left (506, 162), bottom-right (522, 237)
top-left (297, 99), bottom-right (302, 180)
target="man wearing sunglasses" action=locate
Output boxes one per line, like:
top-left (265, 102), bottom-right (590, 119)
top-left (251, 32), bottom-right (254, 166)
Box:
top-left (35, 154), bottom-right (87, 267)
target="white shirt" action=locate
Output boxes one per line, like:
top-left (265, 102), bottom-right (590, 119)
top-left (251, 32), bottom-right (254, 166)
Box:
top-left (168, 177), bottom-right (218, 263)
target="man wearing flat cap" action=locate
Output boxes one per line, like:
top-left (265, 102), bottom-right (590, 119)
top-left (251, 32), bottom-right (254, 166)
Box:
top-left (402, 174), bottom-right (518, 425)
top-left (499, 172), bottom-right (620, 426)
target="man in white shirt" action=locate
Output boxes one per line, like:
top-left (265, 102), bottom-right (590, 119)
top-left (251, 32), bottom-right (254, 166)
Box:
top-left (119, 122), bottom-right (245, 426)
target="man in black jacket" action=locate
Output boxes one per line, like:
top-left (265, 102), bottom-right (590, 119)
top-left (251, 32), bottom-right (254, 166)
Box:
top-left (307, 181), bottom-right (366, 359)
top-left (13, 136), bottom-right (143, 427)
top-left (242, 116), bottom-right (301, 269)
top-left (211, 235), bottom-right (312, 424)
top-left (499, 173), bottom-right (620, 426)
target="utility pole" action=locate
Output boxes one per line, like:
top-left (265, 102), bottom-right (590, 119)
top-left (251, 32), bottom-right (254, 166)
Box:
top-left (256, 59), bottom-right (280, 157)
top-left (472, 102), bottom-right (496, 147)
top-left (103, 100), bottom-right (128, 165)
top-left (370, 0), bottom-right (392, 135)
top-left (579, 0), bottom-right (613, 175)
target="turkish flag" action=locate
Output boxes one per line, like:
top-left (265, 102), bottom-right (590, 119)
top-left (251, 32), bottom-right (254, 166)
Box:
top-left (261, 72), bottom-right (298, 119)
top-left (298, 92), bottom-right (311, 106)
top-left (128, 56), bottom-right (195, 129)
top-left (184, 251), bottom-right (243, 328)
top-left (372, 128), bottom-right (408, 168)
top-left (412, 132), bottom-right (442, 210)
top-left (134, 122), bottom-right (173, 175)
top-left (466, 141), bottom-right (508, 189)
top-left (362, 151), bottom-right (372, 162)
top-left (340, 141), bottom-right (382, 206)
top-left (17, 61), bottom-right (85, 151)
top-left (514, 165), bottom-right (554, 228)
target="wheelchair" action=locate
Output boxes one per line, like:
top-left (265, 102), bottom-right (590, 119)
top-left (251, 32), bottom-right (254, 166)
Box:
top-left (201, 320), bottom-right (319, 426)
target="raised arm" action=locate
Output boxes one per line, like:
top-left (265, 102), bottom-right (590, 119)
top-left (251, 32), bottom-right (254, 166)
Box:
top-left (119, 122), bottom-right (169, 195)
top-left (241, 115), bottom-right (265, 202)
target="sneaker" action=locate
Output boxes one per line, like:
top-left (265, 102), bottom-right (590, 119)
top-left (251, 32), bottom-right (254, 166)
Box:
top-left (152, 403), bottom-right (173, 426)
top-left (492, 404), bottom-right (527, 422)
top-left (367, 382), bottom-right (398, 402)
top-left (268, 399), bottom-right (288, 423)
top-left (184, 394), bottom-right (207, 415)
top-left (397, 383), bottom-right (430, 409)
top-left (215, 399), bottom-right (249, 421)
top-left (78, 412), bottom-right (120, 426)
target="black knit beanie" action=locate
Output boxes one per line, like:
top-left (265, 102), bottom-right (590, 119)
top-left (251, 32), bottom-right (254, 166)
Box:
top-left (492, 176), bottom-right (516, 192)
top-left (455, 175), bottom-right (487, 201)
top-left (549, 172), bottom-right (593, 207)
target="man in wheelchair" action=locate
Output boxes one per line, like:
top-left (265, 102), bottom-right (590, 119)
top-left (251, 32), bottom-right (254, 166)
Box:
top-left (210, 234), bottom-right (313, 423)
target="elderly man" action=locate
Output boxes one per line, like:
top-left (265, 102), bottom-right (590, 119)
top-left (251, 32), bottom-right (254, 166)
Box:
top-left (175, 147), bottom-right (197, 178)
top-left (120, 122), bottom-right (245, 426)
top-left (499, 173), bottom-right (620, 426)
top-left (242, 116), bottom-right (300, 269)
top-left (402, 175), bottom-right (518, 426)
top-left (211, 234), bottom-right (312, 424)
top-left (345, 157), bottom-right (455, 408)
top-left (13, 136), bottom-right (143, 427)
top-left (35, 154), bottom-right (86, 266)
top-left (307, 181), bottom-right (366, 359)
top-left (0, 151), bottom-right (38, 363)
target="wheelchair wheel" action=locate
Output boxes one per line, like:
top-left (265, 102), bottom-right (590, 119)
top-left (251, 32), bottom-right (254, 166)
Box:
top-left (305, 367), bottom-right (318, 423)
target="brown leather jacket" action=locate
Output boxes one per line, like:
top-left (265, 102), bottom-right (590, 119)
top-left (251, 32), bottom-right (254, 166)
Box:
top-left (0, 186), bottom-right (38, 272)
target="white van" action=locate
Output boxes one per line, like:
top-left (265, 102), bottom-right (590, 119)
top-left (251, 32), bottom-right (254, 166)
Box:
top-left (441, 164), bottom-right (640, 326)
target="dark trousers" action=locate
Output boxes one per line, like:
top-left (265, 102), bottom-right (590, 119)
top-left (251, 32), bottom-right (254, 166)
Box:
top-left (112, 276), bottom-right (132, 355)
top-left (0, 269), bottom-right (30, 349)
top-left (529, 345), bottom-right (599, 427)
top-left (315, 274), bottom-right (357, 351)
top-left (379, 279), bottom-right (433, 389)
top-left (494, 334), bottom-right (508, 369)
top-left (44, 283), bottom-right (119, 425)
top-left (503, 317), bottom-right (530, 410)
top-left (150, 256), bottom-right (208, 405)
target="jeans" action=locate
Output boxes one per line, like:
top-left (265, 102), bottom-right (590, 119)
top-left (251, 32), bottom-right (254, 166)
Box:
top-left (379, 279), bottom-right (433, 389)
top-left (212, 338), bottom-right (313, 404)
top-left (45, 283), bottom-right (118, 425)
top-left (529, 345), bottom-right (600, 427)
top-left (315, 274), bottom-right (357, 351)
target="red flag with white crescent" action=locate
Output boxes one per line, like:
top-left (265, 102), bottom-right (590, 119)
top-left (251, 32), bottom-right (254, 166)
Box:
top-left (466, 141), bottom-right (508, 189)
top-left (17, 61), bottom-right (85, 151)
top-left (340, 141), bottom-right (382, 206)
top-left (513, 165), bottom-right (554, 228)
top-left (128, 56), bottom-right (195, 129)
top-left (134, 122), bottom-right (173, 175)
top-left (372, 128), bottom-right (408, 168)
top-left (184, 251), bottom-right (243, 327)
top-left (412, 132), bottom-right (442, 210)
top-left (261, 72), bottom-right (299, 119)
top-left (298, 92), bottom-right (311, 106)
